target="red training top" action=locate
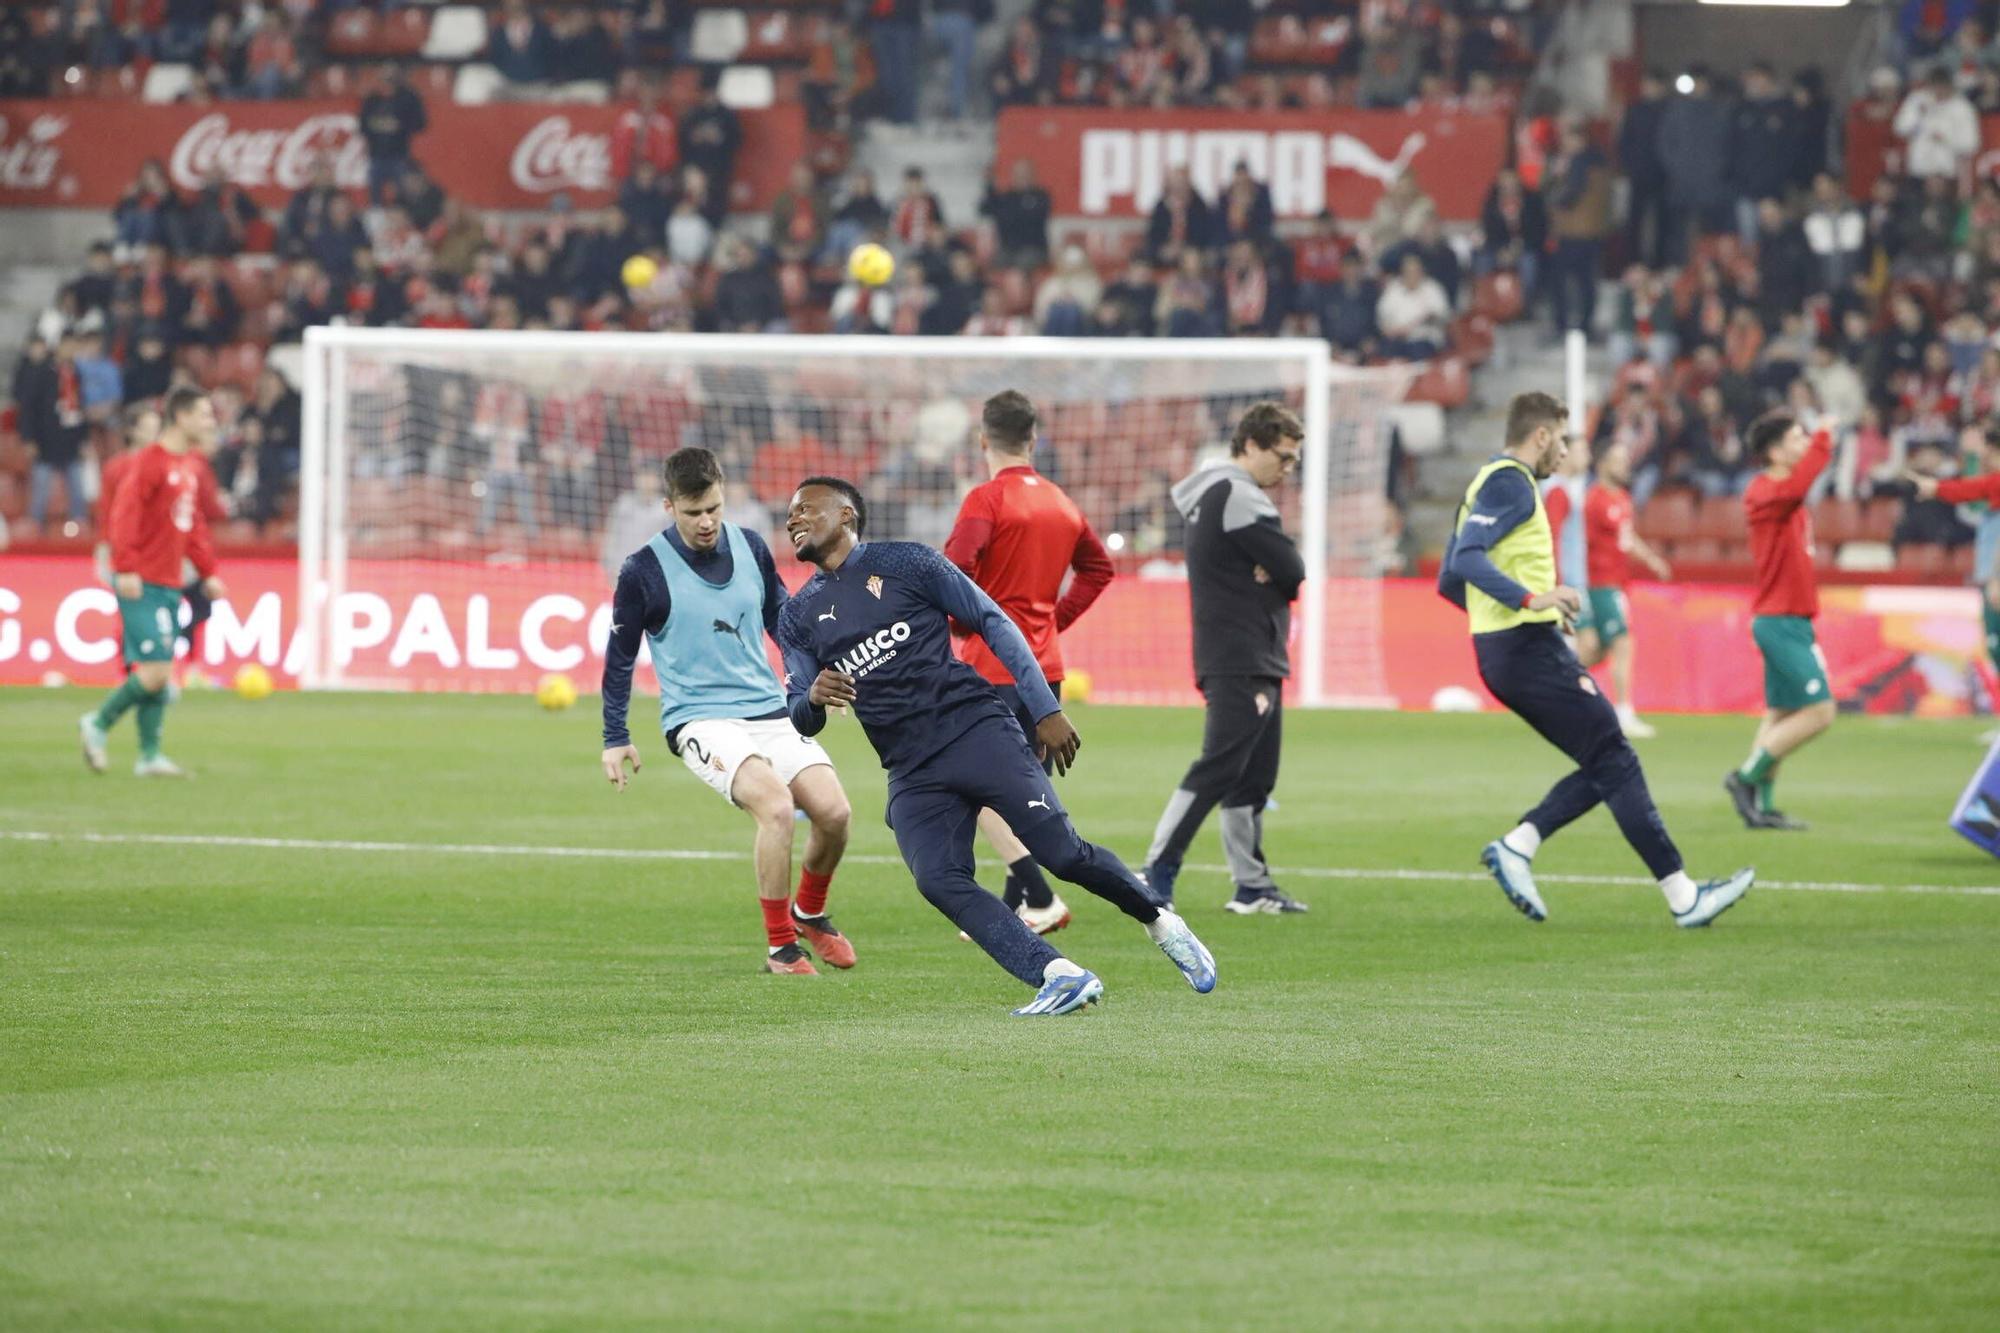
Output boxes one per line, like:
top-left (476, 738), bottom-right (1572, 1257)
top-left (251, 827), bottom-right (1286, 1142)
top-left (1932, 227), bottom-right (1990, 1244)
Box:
top-left (1935, 473), bottom-right (2000, 505)
top-left (1585, 483), bottom-right (1636, 589)
top-left (943, 465), bottom-right (1114, 686)
top-left (1743, 428), bottom-right (1832, 619)
top-left (109, 442), bottom-right (219, 588)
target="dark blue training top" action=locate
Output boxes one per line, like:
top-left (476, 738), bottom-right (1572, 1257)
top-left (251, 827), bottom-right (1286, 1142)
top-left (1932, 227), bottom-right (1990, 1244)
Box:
top-left (601, 525), bottom-right (787, 748)
top-left (775, 540), bottom-right (1060, 773)
top-left (1436, 460), bottom-right (1539, 612)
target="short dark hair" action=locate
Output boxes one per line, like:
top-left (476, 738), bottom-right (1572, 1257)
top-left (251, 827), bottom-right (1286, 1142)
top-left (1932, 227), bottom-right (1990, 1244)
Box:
top-left (1230, 401), bottom-right (1304, 456)
top-left (982, 390), bottom-right (1037, 453)
top-left (798, 475), bottom-right (867, 536)
top-left (1746, 410), bottom-right (1797, 460)
top-left (162, 385), bottom-right (208, 428)
top-left (664, 447), bottom-right (724, 500)
top-left (1504, 391), bottom-right (1567, 447)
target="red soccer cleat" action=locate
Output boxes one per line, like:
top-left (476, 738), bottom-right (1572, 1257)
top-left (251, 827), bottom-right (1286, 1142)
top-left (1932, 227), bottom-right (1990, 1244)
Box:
top-left (763, 943), bottom-right (819, 975)
top-left (791, 909), bottom-right (857, 969)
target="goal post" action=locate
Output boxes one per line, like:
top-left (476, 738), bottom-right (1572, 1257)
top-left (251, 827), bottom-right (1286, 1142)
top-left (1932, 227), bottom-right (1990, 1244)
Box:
top-left (297, 326), bottom-right (1410, 706)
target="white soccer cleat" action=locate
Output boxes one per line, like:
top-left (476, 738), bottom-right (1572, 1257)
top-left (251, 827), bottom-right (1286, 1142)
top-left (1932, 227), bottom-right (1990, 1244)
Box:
top-left (1618, 707), bottom-right (1657, 740)
top-left (1011, 969), bottom-right (1104, 1017)
top-left (1481, 839), bottom-right (1547, 922)
top-left (133, 755), bottom-right (191, 778)
top-left (1148, 909), bottom-right (1217, 993)
top-left (1017, 894), bottom-right (1072, 935)
top-left (79, 713), bottom-right (108, 774)
top-left (1674, 868), bottom-right (1755, 928)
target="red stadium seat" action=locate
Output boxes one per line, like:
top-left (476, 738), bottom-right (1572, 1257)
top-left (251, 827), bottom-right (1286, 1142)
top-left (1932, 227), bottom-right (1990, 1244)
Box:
top-left (1636, 489), bottom-right (1695, 545)
top-left (1692, 495), bottom-right (1747, 541)
top-left (1860, 496), bottom-right (1901, 543)
top-left (1449, 313), bottom-right (1495, 367)
top-left (1815, 497), bottom-right (1861, 548)
top-left (1405, 357), bottom-right (1469, 409)
top-left (1897, 543), bottom-right (1949, 574)
top-left (1472, 271), bottom-right (1525, 324)
top-left (1951, 544), bottom-right (1976, 578)
top-left (740, 11), bottom-right (819, 63)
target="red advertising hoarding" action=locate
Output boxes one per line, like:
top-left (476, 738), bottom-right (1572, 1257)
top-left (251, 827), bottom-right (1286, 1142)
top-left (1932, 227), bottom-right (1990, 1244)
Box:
top-left (2, 556), bottom-right (1980, 716)
top-left (0, 98), bottom-right (804, 212)
top-left (993, 106), bottom-right (1507, 222)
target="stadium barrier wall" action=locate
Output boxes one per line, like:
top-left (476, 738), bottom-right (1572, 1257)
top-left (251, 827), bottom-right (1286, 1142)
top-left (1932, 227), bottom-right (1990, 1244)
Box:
top-left (3, 554), bottom-right (1987, 716)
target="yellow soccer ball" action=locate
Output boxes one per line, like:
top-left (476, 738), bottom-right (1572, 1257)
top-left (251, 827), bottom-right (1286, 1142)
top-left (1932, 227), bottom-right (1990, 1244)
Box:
top-left (1063, 668), bottom-right (1093, 705)
top-left (621, 254), bottom-right (659, 290)
top-left (234, 663), bottom-right (274, 701)
top-left (536, 672), bottom-right (578, 711)
top-left (847, 242), bottom-right (895, 288)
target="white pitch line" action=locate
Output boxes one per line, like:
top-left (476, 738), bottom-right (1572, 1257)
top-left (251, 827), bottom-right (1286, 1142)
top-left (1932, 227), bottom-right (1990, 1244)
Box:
top-left (4, 829), bottom-right (1998, 899)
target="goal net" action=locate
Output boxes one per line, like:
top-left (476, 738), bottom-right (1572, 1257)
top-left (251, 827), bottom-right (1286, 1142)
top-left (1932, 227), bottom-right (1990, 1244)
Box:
top-left (296, 328), bottom-right (1410, 707)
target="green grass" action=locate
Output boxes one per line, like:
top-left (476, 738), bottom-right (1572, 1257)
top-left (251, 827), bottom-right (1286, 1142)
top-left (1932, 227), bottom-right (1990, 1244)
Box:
top-left (2, 686), bottom-right (1997, 1330)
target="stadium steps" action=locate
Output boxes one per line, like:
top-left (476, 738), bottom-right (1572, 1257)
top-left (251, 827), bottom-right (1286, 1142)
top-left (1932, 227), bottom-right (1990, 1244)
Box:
top-left (0, 264), bottom-right (67, 374)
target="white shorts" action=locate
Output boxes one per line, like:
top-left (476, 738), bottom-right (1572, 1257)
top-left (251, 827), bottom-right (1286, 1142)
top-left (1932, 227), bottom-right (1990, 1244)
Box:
top-left (675, 716), bottom-right (832, 805)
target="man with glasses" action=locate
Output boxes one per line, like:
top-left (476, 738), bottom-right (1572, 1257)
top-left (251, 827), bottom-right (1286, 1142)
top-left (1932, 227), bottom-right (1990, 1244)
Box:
top-left (1143, 403), bottom-right (1310, 915)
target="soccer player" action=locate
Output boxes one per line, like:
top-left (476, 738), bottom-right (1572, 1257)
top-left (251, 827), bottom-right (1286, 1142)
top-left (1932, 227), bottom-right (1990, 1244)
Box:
top-left (1911, 424), bottom-right (2000, 702)
top-left (942, 389), bottom-right (1115, 935)
top-left (600, 448), bottom-right (858, 976)
top-left (1572, 439), bottom-right (1672, 740)
top-left (1141, 403), bottom-right (1307, 915)
top-left (777, 477), bottom-right (1216, 1016)
top-left (79, 386), bottom-right (227, 778)
top-left (1440, 391), bottom-right (1752, 927)
top-left (1726, 412), bottom-right (1836, 831)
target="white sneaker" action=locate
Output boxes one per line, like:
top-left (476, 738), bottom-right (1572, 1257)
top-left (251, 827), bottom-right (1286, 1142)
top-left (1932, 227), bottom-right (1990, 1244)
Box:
top-left (133, 755), bottom-right (191, 778)
top-left (1618, 707), bottom-right (1657, 739)
top-left (79, 712), bottom-right (108, 774)
top-left (1017, 894), bottom-right (1072, 935)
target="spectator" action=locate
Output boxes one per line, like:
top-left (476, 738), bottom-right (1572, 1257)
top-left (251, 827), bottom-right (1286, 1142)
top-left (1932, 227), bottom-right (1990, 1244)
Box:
top-left (618, 160), bottom-right (674, 241)
top-left (989, 16), bottom-right (1051, 108)
top-left (1727, 62), bottom-right (1796, 244)
top-left (1681, 385), bottom-right (1753, 497)
top-left (1546, 119), bottom-right (1613, 334)
top-left (1156, 249), bottom-right (1219, 337)
top-left (309, 193), bottom-right (372, 284)
top-left (1222, 240), bottom-right (1276, 336)
top-left (930, 0), bottom-right (985, 122)
top-left (1146, 166), bottom-right (1214, 265)
top-left (831, 275), bottom-right (893, 334)
top-left (869, 0), bottom-right (923, 126)
top-left (1790, 67), bottom-right (1833, 187)
top-left (1896, 64), bottom-right (1980, 181)
top-left (1170, 16), bottom-right (1214, 102)
top-left (431, 199), bottom-right (488, 280)
top-left (342, 247), bottom-right (406, 326)
top-left (1476, 166), bottom-right (1547, 303)
top-left (179, 165), bottom-right (261, 258)
top-left (806, 18), bottom-right (879, 130)
top-left (179, 256), bottom-right (240, 349)
top-left (1898, 174), bottom-right (1961, 280)
top-left (1382, 214), bottom-right (1463, 307)
top-left (1376, 254), bottom-right (1449, 359)
top-left (1363, 172), bottom-right (1436, 258)
top-left (192, 12), bottom-right (243, 95)
top-left (550, 9), bottom-right (619, 85)
top-left (395, 162), bottom-right (447, 232)
top-left (280, 159), bottom-right (346, 256)
top-left (666, 196), bottom-right (714, 266)
top-left (713, 237), bottom-right (787, 332)
top-left (979, 159), bottom-right (1052, 267)
top-left (1608, 266), bottom-right (1676, 370)
top-left (826, 168), bottom-right (889, 262)
top-left (359, 67), bottom-right (429, 205)
top-left (1895, 442), bottom-right (1975, 548)
top-left (507, 240), bottom-right (560, 321)
top-left (610, 79), bottom-right (677, 184)
top-left (489, 0), bottom-right (555, 86)
top-left (1217, 162), bottom-right (1276, 246)
top-left (242, 12), bottom-right (300, 99)
top-left (274, 257), bottom-right (335, 342)
top-left (114, 161), bottom-right (180, 255)
top-left (1033, 245), bottom-right (1101, 335)
top-left (1805, 337), bottom-right (1868, 432)
top-left (1901, 0), bottom-right (1979, 62)
top-left (73, 329), bottom-right (121, 424)
top-left (1355, 16), bottom-right (1423, 110)
top-left (923, 246), bottom-right (982, 335)
top-left (472, 380), bottom-right (540, 537)
top-left (73, 243), bottom-right (118, 323)
top-left (1754, 199), bottom-right (1815, 326)
top-left (35, 286), bottom-right (95, 350)
top-left (1115, 17), bottom-right (1173, 104)
top-left (1619, 69), bottom-right (1673, 268)
top-left (769, 163), bottom-right (827, 264)
top-left (963, 286), bottom-right (1030, 337)
top-left (1103, 257), bottom-right (1160, 338)
top-left (1658, 66), bottom-right (1732, 253)
top-left (122, 328), bottom-right (174, 405)
top-left (21, 336), bottom-right (90, 529)
top-left (1802, 171), bottom-right (1867, 294)
top-left (1317, 252), bottom-right (1380, 361)
top-left (1292, 210), bottom-right (1347, 309)
top-left (679, 75), bottom-right (743, 223)
top-left (891, 167), bottom-right (946, 250)
top-left (119, 243), bottom-right (188, 340)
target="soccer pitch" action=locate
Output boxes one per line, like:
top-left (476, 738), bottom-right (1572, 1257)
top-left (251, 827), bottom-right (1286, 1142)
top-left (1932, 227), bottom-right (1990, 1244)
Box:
top-left (3, 688), bottom-right (1997, 1329)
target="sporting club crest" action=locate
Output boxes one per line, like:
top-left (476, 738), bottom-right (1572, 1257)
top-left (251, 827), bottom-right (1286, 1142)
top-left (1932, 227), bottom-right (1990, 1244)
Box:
top-left (866, 575), bottom-right (884, 599)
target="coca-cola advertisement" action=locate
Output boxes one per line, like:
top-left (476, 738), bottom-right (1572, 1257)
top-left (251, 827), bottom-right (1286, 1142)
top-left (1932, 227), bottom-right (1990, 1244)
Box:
top-left (994, 107), bottom-right (1506, 222)
top-left (0, 98), bottom-right (803, 211)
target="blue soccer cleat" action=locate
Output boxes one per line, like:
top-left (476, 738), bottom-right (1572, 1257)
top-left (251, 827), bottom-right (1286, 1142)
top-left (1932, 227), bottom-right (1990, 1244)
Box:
top-left (1481, 839), bottom-right (1547, 922)
top-left (1150, 910), bottom-right (1217, 993)
top-left (1673, 868), bottom-right (1755, 928)
top-left (1011, 968), bottom-right (1104, 1017)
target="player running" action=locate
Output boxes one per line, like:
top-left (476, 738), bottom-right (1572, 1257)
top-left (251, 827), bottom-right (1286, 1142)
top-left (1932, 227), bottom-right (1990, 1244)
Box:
top-left (1911, 424), bottom-right (2000, 713)
top-left (1440, 391), bottom-right (1752, 927)
top-left (79, 386), bottom-right (227, 777)
top-left (1726, 412), bottom-right (1836, 831)
top-left (1572, 439), bottom-right (1672, 739)
top-left (943, 390), bottom-right (1115, 935)
top-left (1142, 403), bottom-right (1308, 915)
top-left (777, 477), bottom-right (1215, 1016)
top-left (601, 448), bottom-right (858, 976)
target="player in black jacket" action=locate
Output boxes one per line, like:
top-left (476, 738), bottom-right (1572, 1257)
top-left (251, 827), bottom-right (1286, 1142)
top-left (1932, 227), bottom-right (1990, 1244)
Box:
top-left (1142, 403), bottom-right (1309, 914)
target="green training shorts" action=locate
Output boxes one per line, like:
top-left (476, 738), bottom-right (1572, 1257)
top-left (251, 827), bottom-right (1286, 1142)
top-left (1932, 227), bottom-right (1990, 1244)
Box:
top-left (1752, 614), bottom-right (1830, 711)
top-left (1586, 587), bottom-right (1629, 646)
top-left (119, 582), bottom-right (182, 664)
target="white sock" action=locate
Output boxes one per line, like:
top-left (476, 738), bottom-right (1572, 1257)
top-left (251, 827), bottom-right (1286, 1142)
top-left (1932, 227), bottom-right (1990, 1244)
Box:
top-left (1617, 703), bottom-right (1638, 719)
top-left (1144, 909), bottom-right (1179, 943)
top-left (1501, 822), bottom-right (1542, 859)
top-left (1659, 871), bottom-right (1698, 914)
top-left (1043, 958), bottom-right (1086, 982)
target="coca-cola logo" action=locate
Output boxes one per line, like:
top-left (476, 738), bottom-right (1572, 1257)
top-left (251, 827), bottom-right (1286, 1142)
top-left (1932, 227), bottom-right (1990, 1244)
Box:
top-left (169, 112), bottom-right (367, 192)
top-left (0, 113), bottom-right (67, 193)
top-left (509, 116), bottom-right (611, 194)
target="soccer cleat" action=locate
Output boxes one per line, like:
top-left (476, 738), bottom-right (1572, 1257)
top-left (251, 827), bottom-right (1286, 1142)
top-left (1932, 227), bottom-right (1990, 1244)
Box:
top-left (1480, 840), bottom-right (1547, 922)
top-left (1010, 968), bottom-right (1103, 1017)
top-left (133, 755), bottom-right (190, 778)
top-left (1758, 810), bottom-right (1809, 832)
top-left (791, 908), bottom-right (856, 969)
top-left (1673, 868), bottom-right (1755, 928)
top-left (1223, 887), bottom-right (1309, 915)
top-left (1140, 862), bottom-right (1177, 911)
top-left (1150, 910), bottom-right (1217, 993)
top-left (79, 713), bottom-right (108, 774)
top-left (762, 943), bottom-right (819, 975)
top-left (1618, 708), bottom-right (1657, 740)
top-left (1017, 894), bottom-right (1072, 936)
top-left (1723, 772), bottom-right (1764, 829)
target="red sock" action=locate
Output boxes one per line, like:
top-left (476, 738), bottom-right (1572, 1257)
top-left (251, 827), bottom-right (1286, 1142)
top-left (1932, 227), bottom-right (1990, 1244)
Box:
top-left (796, 869), bottom-right (832, 918)
top-left (760, 896), bottom-right (797, 950)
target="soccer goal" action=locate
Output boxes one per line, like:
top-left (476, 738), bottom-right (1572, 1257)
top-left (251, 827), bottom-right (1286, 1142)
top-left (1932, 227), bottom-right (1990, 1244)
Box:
top-left (296, 327), bottom-right (1411, 706)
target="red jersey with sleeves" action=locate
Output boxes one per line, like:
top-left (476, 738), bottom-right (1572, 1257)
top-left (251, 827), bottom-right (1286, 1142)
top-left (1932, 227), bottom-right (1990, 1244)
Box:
top-left (1584, 484), bottom-right (1636, 588)
top-left (1934, 473), bottom-right (2000, 504)
top-left (1542, 481), bottom-right (1571, 567)
top-left (943, 465), bottom-right (1114, 686)
top-left (1743, 429), bottom-right (1833, 619)
top-left (108, 442), bottom-right (219, 587)
top-left (95, 448), bottom-right (137, 533)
